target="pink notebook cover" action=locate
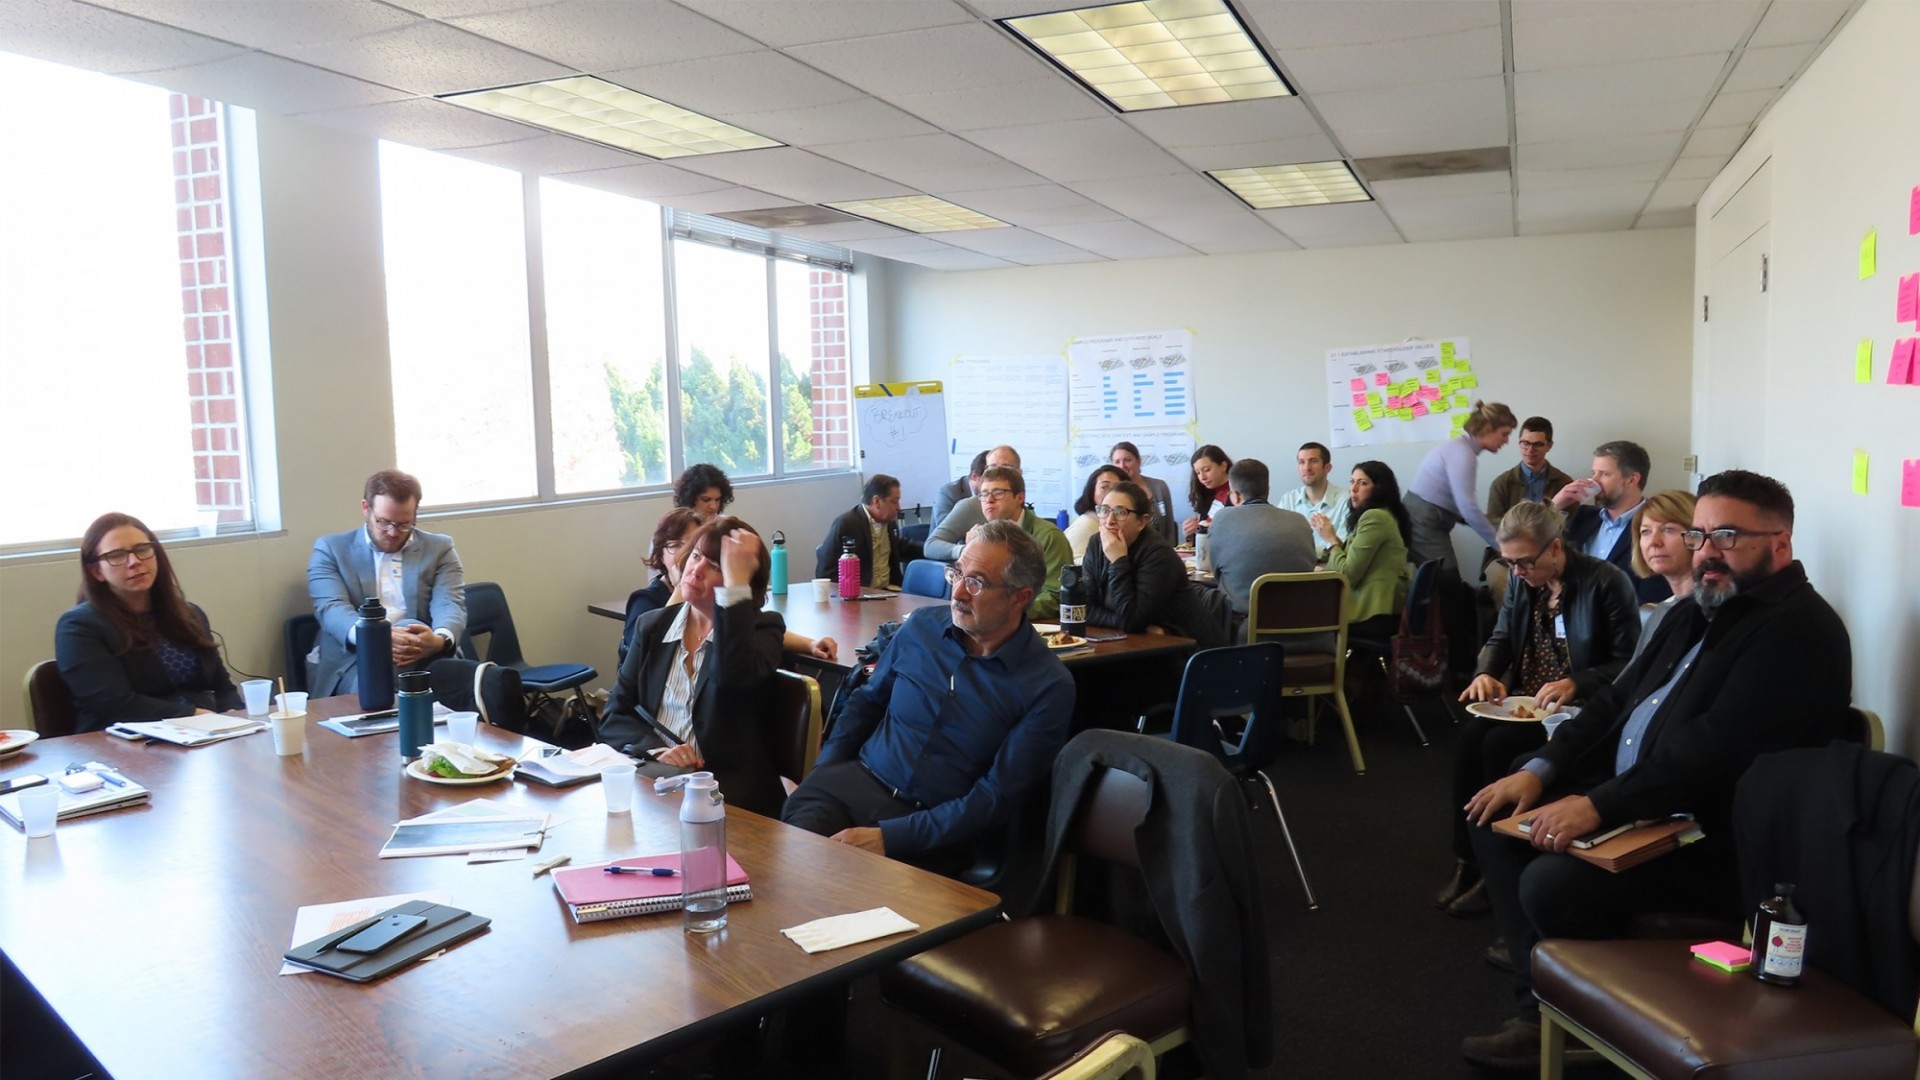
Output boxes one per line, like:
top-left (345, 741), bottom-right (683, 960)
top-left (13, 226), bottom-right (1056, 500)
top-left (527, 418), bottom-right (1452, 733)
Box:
top-left (551, 853), bottom-right (749, 906)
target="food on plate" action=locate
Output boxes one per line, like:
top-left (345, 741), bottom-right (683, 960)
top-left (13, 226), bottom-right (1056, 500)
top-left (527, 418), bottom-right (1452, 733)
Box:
top-left (420, 743), bottom-right (512, 779)
top-left (1045, 631), bottom-right (1079, 647)
top-left (1508, 704), bottom-right (1537, 719)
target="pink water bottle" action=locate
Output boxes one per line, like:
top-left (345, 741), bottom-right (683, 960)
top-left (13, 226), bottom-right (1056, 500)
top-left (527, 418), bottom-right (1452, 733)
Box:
top-left (836, 538), bottom-right (862, 599)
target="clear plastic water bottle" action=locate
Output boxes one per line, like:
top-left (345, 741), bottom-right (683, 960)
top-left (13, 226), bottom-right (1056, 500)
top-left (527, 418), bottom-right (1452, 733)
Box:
top-left (354, 597), bottom-right (395, 710)
top-left (680, 774), bottom-right (728, 934)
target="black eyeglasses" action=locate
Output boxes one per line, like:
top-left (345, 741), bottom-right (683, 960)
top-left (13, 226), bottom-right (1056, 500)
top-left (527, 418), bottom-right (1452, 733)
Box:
top-left (371, 517), bottom-right (414, 535)
top-left (943, 565), bottom-right (1017, 596)
top-left (1493, 552), bottom-right (1545, 572)
top-left (1681, 527), bottom-right (1783, 551)
top-left (1094, 505), bottom-right (1143, 519)
top-left (90, 543), bottom-right (158, 567)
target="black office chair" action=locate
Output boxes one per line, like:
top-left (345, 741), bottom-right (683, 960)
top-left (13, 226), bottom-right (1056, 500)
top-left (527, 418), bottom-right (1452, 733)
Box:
top-left (459, 583), bottom-right (596, 739)
top-left (1345, 558), bottom-right (1443, 745)
top-left (283, 614), bottom-right (318, 694)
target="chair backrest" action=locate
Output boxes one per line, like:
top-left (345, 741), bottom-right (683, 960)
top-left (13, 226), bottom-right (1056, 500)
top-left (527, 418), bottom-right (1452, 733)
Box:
top-left (768, 670), bottom-right (822, 785)
top-left (1844, 706), bottom-right (1886, 752)
top-left (1248, 572), bottom-right (1348, 637)
top-left (901, 559), bottom-right (951, 600)
top-left (459, 583), bottom-right (525, 667)
top-left (1069, 765), bottom-right (1152, 870)
top-left (283, 614), bottom-right (319, 694)
top-left (900, 521), bottom-right (933, 545)
top-left (1404, 559), bottom-right (1444, 635)
top-left (1039, 1032), bottom-right (1157, 1080)
top-left (1165, 643), bottom-right (1287, 774)
top-left (23, 660), bottom-right (76, 738)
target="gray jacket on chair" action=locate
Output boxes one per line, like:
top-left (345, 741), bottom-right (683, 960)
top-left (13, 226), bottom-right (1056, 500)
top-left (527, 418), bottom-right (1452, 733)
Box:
top-left (307, 525), bottom-right (466, 697)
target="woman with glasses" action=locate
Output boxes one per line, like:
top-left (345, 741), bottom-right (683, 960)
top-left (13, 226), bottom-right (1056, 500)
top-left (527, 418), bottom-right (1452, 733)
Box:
top-left (620, 508), bottom-right (703, 666)
top-left (1064, 464), bottom-right (1129, 561)
top-left (1313, 460), bottom-right (1413, 642)
top-left (55, 512), bottom-right (241, 732)
top-left (1082, 481), bottom-right (1191, 634)
top-left (1435, 501), bottom-right (1641, 916)
top-left (1108, 441), bottom-right (1178, 544)
top-left (1629, 490), bottom-right (1698, 659)
top-left (1181, 444), bottom-right (1233, 540)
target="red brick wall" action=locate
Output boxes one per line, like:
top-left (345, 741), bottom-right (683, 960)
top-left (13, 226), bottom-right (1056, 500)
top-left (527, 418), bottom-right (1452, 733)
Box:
top-left (171, 94), bottom-right (246, 522)
top-left (808, 268), bottom-right (851, 468)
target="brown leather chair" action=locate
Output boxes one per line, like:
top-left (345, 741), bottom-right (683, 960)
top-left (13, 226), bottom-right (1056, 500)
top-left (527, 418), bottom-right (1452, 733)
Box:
top-left (1039, 1032), bottom-right (1156, 1080)
top-left (1247, 571), bottom-right (1363, 773)
top-left (881, 767), bottom-right (1192, 1077)
top-left (23, 660), bottom-right (76, 738)
top-left (767, 669), bottom-right (820, 789)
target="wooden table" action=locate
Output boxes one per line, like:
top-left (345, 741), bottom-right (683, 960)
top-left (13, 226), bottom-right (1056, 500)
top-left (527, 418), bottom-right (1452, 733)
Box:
top-left (0, 698), bottom-right (1000, 1079)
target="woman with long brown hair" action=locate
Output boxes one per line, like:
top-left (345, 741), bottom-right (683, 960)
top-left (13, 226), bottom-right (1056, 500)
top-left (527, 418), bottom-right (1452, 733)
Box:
top-left (56, 512), bottom-right (240, 731)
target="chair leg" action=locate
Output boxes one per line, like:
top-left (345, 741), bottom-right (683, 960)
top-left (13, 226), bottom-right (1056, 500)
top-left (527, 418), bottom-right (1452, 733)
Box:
top-left (1330, 688), bottom-right (1365, 775)
top-left (1256, 769), bottom-right (1319, 911)
top-left (1539, 1009), bottom-right (1566, 1080)
top-left (1403, 702), bottom-right (1430, 746)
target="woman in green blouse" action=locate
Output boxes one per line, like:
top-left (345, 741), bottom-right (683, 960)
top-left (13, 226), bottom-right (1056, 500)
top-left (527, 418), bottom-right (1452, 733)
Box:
top-left (1311, 460), bottom-right (1412, 641)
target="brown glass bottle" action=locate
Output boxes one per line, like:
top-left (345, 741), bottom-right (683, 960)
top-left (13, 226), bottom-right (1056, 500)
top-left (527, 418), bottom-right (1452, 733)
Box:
top-left (1749, 882), bottom-right (1807, 986)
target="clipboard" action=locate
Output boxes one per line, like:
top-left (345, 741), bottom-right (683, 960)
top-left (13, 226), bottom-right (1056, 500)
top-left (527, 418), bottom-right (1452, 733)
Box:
top-left (283, 900), bottom-right (489, 982)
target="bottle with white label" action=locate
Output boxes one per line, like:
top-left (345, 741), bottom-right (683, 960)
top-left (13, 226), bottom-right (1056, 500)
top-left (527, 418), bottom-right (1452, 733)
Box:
top-left (1750, 882), bottom-right (1807, 986)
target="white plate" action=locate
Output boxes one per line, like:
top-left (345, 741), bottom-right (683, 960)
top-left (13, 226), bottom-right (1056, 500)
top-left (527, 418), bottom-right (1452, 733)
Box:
top-left (1045, 635), bottom-right (1088, 651)
top-left (1464, 696), bottom-right (1579, 723)
top-left (405, 757), bottom-right (516, 786)
top-left (0, 730), bottom-right (40, 758)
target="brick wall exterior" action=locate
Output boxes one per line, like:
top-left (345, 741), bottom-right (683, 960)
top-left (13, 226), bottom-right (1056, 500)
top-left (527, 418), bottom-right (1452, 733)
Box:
top-left (171, 94), bottom-right (247, 523)
top-left (807, 268), bottom-right (851, 468)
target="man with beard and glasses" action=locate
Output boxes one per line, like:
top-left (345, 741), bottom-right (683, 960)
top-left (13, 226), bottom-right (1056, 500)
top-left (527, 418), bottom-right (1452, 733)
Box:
top-left (1455, 469), bottom-right (1851, 1072)
top-left (1553, 439), bottom-right (1670, 602)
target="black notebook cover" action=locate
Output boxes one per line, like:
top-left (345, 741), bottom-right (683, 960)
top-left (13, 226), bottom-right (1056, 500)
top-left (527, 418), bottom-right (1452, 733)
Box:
top-left (283, 900), bottom-right (489, 982)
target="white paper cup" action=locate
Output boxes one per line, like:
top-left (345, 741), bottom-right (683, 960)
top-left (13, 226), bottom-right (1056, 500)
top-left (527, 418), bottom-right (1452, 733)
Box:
top-left (276, 691), bottom-right (308, 717)
top-left (601, 763), bottom-right (637, 814)
top-left (269, 713), bottom-right (306, 756)
top-left (19, 786), bottom-right (59, 838)
top-left (447, 711), bottom-right (480, 746)
top-left (241, 679), bottom-right (273, 717)
top-left (812, 578), bottom-right (832, 602)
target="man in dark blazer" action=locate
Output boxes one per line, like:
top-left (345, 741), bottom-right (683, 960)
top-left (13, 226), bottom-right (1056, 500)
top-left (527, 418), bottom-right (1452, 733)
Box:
top-left (1458, 470), bottom-right (1851, 1071)
top-left (816, 474), bottom-right (923, 590)
top-left (1554, 439), bottom-right (1671, 603)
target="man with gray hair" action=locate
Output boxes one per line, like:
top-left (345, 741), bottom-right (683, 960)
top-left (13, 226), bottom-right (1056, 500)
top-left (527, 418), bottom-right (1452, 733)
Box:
top-left (1554, 439), bottom-right (1669, 602)
top-left (782, 519), bottom-right (1075, 864)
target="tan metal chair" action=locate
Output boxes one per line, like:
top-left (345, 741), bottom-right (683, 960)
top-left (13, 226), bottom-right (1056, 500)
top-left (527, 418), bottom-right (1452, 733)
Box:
top-left (1246, 571), bottom-right (1363, 774)
top-left (1849, 706), bottom-right (1886, 752)
top-left (1039, 1032), bottom-right (1156, 1080)
top-left (23, 659), bottom-right (77, 738)
top-left (769, 669), bottom-right (822, 789)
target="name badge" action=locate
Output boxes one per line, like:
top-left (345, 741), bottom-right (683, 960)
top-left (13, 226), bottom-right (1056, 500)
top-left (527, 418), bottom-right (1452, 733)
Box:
top-left (1554, 613), bottom-right (1567, 640)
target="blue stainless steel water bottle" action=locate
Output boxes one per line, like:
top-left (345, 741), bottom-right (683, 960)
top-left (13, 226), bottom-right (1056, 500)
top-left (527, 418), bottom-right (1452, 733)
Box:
top-left (396, 670), bottom-right (433, 760)
top-left (355, 597), bottom-right (395, 711)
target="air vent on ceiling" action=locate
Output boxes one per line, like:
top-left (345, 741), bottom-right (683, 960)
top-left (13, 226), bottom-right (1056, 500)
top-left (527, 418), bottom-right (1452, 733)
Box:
top-left (1351, 146), bottom-right (1511, 183)
top-left (714, 206), bottom-right (863, 230)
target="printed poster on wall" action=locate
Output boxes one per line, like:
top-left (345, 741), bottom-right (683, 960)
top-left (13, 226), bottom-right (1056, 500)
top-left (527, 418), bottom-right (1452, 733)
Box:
top-left (1326, 337), bottom-right (1484, 449)
top-left (1067, 427), bottom-right (1196, 523)
top-left (1068, 329), bottom-right (1196, 431)
top-left (945, 355), bottom-right (1072, 517)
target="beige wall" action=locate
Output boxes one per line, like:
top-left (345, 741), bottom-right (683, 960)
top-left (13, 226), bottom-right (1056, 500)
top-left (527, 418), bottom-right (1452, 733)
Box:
top-left (0, 112), bottom-right (859, 731)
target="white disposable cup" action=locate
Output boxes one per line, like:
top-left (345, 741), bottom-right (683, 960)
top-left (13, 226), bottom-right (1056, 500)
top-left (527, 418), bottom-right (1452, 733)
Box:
top-left (812, 578), bottom-right (832, 602)
top-left (240, 679), bottom-right (273, 716)
top-left (601, 764), bottom-right (637, 814)
top-left (276, 691), bottom-right (308, 717)
top-left (447, 711), bottom-right (480, 746)
top-left (269, 712), bottom-right (306, 756)
top-left (197, 510), bottom-right (220, 538)
top-left (19, 786), bottom-right (59, 838)
top-left (1542, 713), bottom-right (1568, 741)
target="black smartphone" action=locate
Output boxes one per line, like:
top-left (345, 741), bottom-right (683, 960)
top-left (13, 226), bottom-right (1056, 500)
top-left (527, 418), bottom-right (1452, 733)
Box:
top-left (0, 774), bottom-right (48, 795)
top-left (336, 913), bottom-right (428, 954)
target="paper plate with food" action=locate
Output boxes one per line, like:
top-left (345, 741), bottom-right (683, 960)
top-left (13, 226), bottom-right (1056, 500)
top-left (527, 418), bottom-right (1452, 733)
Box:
top-left (0, 729), bottom-right (40, 758)
top-left (1464, 696), bottom-right (1580, 723)
top-left (406, 742), bottom-right (517, 785)
top-left (1043, 630), bottom-right (1088, 651)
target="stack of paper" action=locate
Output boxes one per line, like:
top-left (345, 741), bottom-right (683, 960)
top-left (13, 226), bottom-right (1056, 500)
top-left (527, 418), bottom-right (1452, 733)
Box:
top-left (0, 763), bottom-right (149, 830)
top-left (107, 716), bottom-right (267, 746)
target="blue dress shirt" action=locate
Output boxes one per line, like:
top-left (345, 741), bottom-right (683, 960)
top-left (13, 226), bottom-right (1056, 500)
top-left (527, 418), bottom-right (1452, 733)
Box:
top-left (1585, 499), bottom-right (1644, 561)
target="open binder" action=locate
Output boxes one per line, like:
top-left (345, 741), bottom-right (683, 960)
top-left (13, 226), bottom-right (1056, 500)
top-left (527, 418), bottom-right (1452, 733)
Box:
top-left (283, 900), bottom-right (489, 982)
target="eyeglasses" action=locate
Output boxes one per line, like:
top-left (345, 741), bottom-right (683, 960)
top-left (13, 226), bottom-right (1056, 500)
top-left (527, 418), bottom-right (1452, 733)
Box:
top-left (1681, 527), bottom-right (1783, 551)
top-left (1094, 504), bottom-right (1143, 519)
top-left (371, 517), bottom-right (414, 535)
top-left (944, 564), bottom-right (1017, 596)
top-left (91, 543), bottom-right (158, 567)
top-left (1517, 439), bottom-right (1550, 450)
top-left (977, 488), bottom-right (1018, 501)
top-left (1494, 550), bottom-right (1546, 572)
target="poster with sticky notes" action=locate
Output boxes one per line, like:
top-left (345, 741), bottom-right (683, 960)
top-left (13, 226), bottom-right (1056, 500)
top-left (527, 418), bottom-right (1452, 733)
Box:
top-left (1861, 230), bottom-right (1877, 279)
top-left (1327, 337), bottom-right (1484, 448)
top-left (1857, 339), bottom-right (1874, 383)
top-left (1853, 451), bottom-right (1870, 496)
top-left (1904, 460), bottom-right (1920, 508)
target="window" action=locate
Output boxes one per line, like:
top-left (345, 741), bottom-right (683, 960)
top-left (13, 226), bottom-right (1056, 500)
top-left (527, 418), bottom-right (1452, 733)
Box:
top-left (0, 52), bottom-right (265, 548)
top-left (674, 240), bottom-right (773, 476)
top-left (774, 260), bottom-right (852, 472)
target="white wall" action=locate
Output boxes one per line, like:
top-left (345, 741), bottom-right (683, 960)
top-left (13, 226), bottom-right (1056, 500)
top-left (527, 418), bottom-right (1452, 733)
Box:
top-left (0, 112), bottom-right (859, 731)
top-left (879, 227), bottom-right (1696, 574)
top-left (1691, 0), bottom-right (1920, 754)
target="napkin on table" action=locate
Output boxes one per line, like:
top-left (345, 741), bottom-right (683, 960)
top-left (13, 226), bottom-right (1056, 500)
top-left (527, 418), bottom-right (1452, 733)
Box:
top-left (781, 907), bottom-right (920, 954)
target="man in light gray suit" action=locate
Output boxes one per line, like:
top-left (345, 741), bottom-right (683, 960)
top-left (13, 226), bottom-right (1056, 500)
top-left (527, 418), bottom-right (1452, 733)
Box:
top-left (1208, 458), bottom-right (1316, 619)
top-left (307, 469), bottom-right (467, 697)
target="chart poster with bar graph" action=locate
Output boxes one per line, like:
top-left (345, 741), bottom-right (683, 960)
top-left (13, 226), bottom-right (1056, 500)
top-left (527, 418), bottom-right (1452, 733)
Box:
top-left (1068, 329), bottom-right (1195, 431)
top-left (1326, 337), bottom-right (1485, 449)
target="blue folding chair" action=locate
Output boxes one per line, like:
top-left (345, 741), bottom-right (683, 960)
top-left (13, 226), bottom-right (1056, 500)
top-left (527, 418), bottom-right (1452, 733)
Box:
top-left (459, 583), bottom-right (596, 735)
top-left (901, 559), bottom-right (951, 600)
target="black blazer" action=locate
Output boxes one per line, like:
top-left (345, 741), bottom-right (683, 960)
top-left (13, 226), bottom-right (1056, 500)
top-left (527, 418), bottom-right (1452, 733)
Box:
top-left (814, 504), bottom-right (923, 588)
top-left (1566, 504), bottom-right (1673, 603)
top-left (599, 599), bottom-right (788, 818)
top-left (1081, 527), bottom-right (1188, 634)
top-left (1474, 550), bottom-right (1641, 700)
top-left (55, 601), bottom-right (240, 732)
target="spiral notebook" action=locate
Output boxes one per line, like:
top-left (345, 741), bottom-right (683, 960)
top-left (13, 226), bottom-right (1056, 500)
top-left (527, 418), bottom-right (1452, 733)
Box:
top-left (552, 854), bottom-right (751, 924)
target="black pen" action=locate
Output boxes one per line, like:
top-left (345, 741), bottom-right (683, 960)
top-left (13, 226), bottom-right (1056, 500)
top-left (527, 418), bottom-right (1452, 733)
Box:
top-left (605, 866), bottom-right (678, 876)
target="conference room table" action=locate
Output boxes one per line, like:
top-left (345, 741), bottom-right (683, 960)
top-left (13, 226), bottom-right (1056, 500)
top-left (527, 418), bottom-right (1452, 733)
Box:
top-left (0, 697), bottom-right (1001, 1079)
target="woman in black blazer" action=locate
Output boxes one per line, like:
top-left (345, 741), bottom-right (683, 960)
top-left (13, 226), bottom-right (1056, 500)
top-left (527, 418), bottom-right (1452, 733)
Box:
top-left (56, 512), bottom-right (240, 732)
top-left (1082, 481), bottom-right (1191, 633)
top-left (599, 516), bottom-right (789, 818)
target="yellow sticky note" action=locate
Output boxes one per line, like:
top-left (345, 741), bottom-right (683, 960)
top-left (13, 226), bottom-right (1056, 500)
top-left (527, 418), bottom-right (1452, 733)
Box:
top-left (1366, 391), bottom-right (1382, 406)
top-left (1444, 378), bottom-right (1463, 394)
top-left (1425, 370), bottom-right (1441, 384)
top-left (1861, 230), bottom-right (1877, 279)
top-left (1440, 341), bottom-right (1456, 361)
top-left (1461, 375), bottom-right (1479, 389)
top-left (1455, 392), bottom-right (1470, 409)
top-left (1353, 409), bottom-right (1373, 431)
top-left (1853, 450), bottom-right (1870, 495)
top-left (1433, 398), bottom-right (1451, 413)
top-left (1856, 339), bottom-right (1873, 383)
top-left (1369, 403), bottom-right (1385, 418)
top-left (1455, 361), bottom-right (1473, 374)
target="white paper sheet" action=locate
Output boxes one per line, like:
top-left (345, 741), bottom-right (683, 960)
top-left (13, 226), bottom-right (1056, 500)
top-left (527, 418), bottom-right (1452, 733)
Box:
top-left (1068, 329), bottom-right (1195, 431)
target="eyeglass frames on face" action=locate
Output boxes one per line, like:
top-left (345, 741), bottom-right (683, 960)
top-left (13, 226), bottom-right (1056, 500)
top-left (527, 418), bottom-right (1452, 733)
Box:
top-left (371, 517), bottom-right (414, 535)
top-left (1093, 504), bottom-right (1142, 519)
top-left (1681, 527), bottom-right (1783, 551)
top-left (977, 488), bottom-right (1018, 501)
top-left (91, 543), bottom-right (158, 567)
top-left (943, 565), bottom-right (1015, 596)
top-left (1494, 550), bottom-right (1545, 572)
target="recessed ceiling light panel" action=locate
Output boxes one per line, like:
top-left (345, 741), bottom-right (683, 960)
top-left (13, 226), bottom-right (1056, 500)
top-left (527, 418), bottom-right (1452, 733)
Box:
top-left (440, 76), bottom-right (781, 160)
top-left (1208, 161), bottom-right (1372, 209)
top-left (1003, 0), bottom-right (1290, 112)
top-left (824, 196), bottom-right (1009, 233)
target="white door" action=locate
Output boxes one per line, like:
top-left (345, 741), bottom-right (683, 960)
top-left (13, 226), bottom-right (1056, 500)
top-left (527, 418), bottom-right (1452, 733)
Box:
top-left (1698, 161), bottom-right (1771, 476)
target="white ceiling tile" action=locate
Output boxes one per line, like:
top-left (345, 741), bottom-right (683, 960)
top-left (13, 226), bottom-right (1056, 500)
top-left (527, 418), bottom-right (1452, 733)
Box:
top-left (84, 0), bottom-right (421, 50)
top-left (1071, 173), bottom-right (1245, 220)
top-left (1004, 248), bottom-right (1109, 266)
top-left (1520, 133), bottom-right (1685, 170)
top-left (1747, 0), bottom-right (1851, 48)
top-left (602, 50), bottom-right (865, 116)
top-left (1510, 0), bottom-right (1763, 70)
top-left (1309, 76), bottom-right (1507, 157)
top-left (542, 162), bottom-right (733, 200)
top-left (1122, 98), bottom-right (1320, 148)
top-left (0, 0), bottom-right (245, 74)
top-left (657, 186), bottom-right (793, 213)
top-left (1519, 214), bottom-right (1637, 235)
top-left (894, 78), bottom-right (1109, 132)
top-left (383, 0), bottom-right (554, 16)
top-left (885, 247), bottom-right (1020, 271)
top-left (1635, 208), bottom-right (1695, 229)
top-left (963, 0), bottom-right (1097, 16)
top-left (1276, 27), bottom-right (1504, 93)
top-left (1168, 133), bottom-right (1342, 172)
top-left (678, 0), bottom-right (974, 48)
top-left (282, 20), bottom-right (570, 95)
top-left (929, 184), bottom-right (1124, 228)
top-left (1517, 183), bottom-right (1652, 222)
top-left (1388, 193), bottom-right (1515, 242)
top-left (1188, 231), bottom-right (1303, 256)
top-left (843, 234), bottom-right (957, 256)
top-left (1135, 212), bottom-right (1288, 249)
top-left (1681, 125), bottom-right (1749, 157)
top-left (966, 118), bottom-right (1190, 183)
top-left (440, 131), bottom-right (654, 174)
top-left (671, 146), bottom-right (913, 202)
top-left (1368, 172), bottom-right (1512, 201)
top-left (1645, 175), bottom-right (1712, 212)
top-left (1515, 53), bottom-right (1728, 109)
top-left (1244, 1), bottom-right (1500, 47)
top-left (1515, 97), bottom-right (1703, 143)
top-left (725, 98), bottom-right (935, 146)
top-left (935, 227), bottom-right (1095, 260)
top-left (786, 22), bottom-right (1054, 99)
top-left (1256, 201), bottom-right (1401, 245)
top-left (1697, 87), bottom-right (1775, 129)
top-left (297, 95), bottom-right (548, 148)
top-left (447, 1), bottom-right (762, 72)
top-left (769, 219), bottom-right (907, 242)
top-left (1721, 43), bottom-right (1820, 93)
top-left (809, 134), bottom-right (1042, 193)
top-left (1517, 159), bottom-right (1667, 191)
top-left (130, 51), bottom-right (410, 114)
top-left (1665, 155), bottom-right (1730, 181)
top-left (1026, 220), bottom-right (1197, 260)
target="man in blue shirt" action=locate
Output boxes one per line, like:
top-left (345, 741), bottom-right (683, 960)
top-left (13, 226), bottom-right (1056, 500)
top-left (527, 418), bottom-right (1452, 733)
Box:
top-left (781, 519), bottom-right (1075, 862)
top-left (1554, 439), bottom-right (1670, 603)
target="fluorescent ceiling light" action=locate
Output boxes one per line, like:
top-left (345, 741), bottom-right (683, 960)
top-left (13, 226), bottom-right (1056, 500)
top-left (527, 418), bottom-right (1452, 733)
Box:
top-left (1003, 0), bottom-right (1289, 112)
top-left (824, 196), bottom-right (1008, 234)
top-left (440, 76), bottom-right (780, 160)
top-left (1209, 161), bottom-right (1372, 209)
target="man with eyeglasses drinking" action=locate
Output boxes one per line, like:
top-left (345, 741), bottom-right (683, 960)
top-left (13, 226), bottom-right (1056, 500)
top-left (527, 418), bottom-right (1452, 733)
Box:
top-left (781, 520), bottom-right (1073, 865)
top-left (307, 469), bottom-right (467, 697)
top-left (965, 465), bottom-right (1070, 621)
top-left (1457, 470), bottom-right (1851, 1072)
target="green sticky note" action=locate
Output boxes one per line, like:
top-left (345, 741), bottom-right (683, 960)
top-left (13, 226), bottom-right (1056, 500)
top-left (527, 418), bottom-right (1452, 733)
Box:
top-left (1424, 370), bottom-right (1442, 384)
top-left (1861, 230), bottom-right (1877, 279)
top-left (1444, 378), bottom-right (1463, 394)
top-left (1853, 450), bottom-right (1870, 495)
top-left (1366, 391), bottom-right (1382, 406)
top-left (1440, 341), bottom-right (1456, 361)
top-left (1369, 403), bottom-right (1385, 418)
top-left (1461, 375), bottom-right (1479, 389)
top-left (1432, 398), bottom-right (1451, 413)
top-left (1353, 409), bottom-right (1373, 431)
top-left (1455, 361), bottom-right (1473, 374)
top-left (1455, 392), bottom-right (1470, 408)
top-left (1856, 339), bottom-right (1873, 383)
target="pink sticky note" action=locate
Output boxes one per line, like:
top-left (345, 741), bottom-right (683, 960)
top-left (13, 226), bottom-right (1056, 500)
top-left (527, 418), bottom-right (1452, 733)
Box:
top-left (1891, 338), bottom-right (1917, 385)
top-left (1904, 460), bottom-right (1920, 508)
top-left (1351, 391), bottom-right (1368, 407)
top-left (1349, 377), bottom-right (1366, 392)
top-left (1911, 185), bottom-right (1920, 235)
top-left (1373, 372), bottom-right (1390, 387)
top-left (1691, 940), bottom-right (1751, 967)
top-left (1899, 273), bottom-right (1919, 324)
top-left (1422, 386), bottom-right (1443, 402)
top-left (1410, 401), bottom-right (1429, 418)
